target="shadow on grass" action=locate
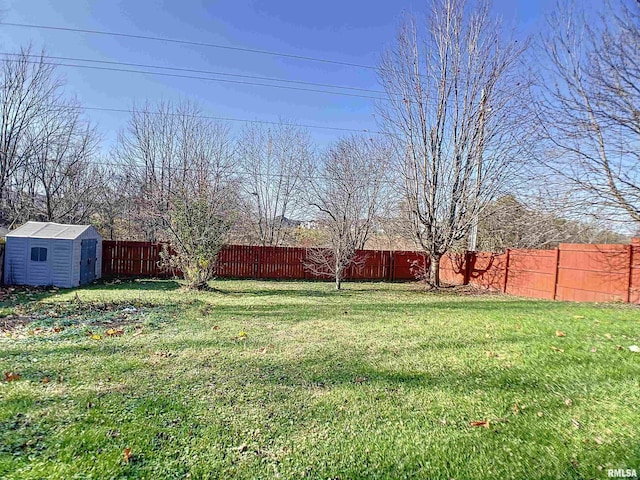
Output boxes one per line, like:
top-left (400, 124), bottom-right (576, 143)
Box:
top-left (214, 287), bottom-right (335, 298)
top-left (91, 279), bottom-right (182, 292)
top-left (0, 286), bottom-right (65, 308)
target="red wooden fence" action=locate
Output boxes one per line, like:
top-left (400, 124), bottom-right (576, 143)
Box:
top-left (101, 239), bottom-right (640, 304)
top-left (101, 241), bottom-right (427, 282)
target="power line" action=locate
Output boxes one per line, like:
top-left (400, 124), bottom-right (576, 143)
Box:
top-left (79, 106), bottom-right (385, 134)
top-left (9, 58), bottom-right (386, 101)
top-left (1, 52), bottom-right (385, 95)
top-left (0, 21), bottom-right (378, 71)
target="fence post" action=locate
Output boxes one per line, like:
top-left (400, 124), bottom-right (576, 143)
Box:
top-left (256, 246), bottom-right (262, 279)
top-left (389, 251), bottom-right (395, 281)
top-left (503, 249), bottom-right (511, 293)
top-left (626, 244), bottom-right (633, 304)
top-left (552, 247), bottom-right (561, 301)
top-left (463, 251), bottom-right (473, 285)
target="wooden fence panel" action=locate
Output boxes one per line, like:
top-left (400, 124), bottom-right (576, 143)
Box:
top-left (505, 249), bottom-right (557, 300)
top-left (631, 239), bottom-right (640, 304)
top-left (391, 251), bottom-right (427, 280)
top-left (440, 253), bottom-right (467, 285)
top-left (556, 244), bottom-right (630, 302)
top-left (468, 252), bottom-right (508, 291)
top-left (101, 239), bottom-right (640, 304)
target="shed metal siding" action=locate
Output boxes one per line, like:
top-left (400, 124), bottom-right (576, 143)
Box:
top-left (71, 239), bottom-right (81, 287)
top-left (96, 236), bottom-right (102, 281)
top-left (4, 237), bottom-right (28, 285)
top-left (51, 240), bottom-right (73, 288)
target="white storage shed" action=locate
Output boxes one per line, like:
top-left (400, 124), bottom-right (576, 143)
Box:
top-left (4, 222), bottom-right (102, 288)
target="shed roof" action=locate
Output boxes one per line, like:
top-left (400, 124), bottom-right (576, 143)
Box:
top-left (6, 221), bottom-right (95, 240)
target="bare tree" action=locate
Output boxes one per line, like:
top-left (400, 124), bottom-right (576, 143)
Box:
top-left (304, 136), bottom-right (390, 290)
top-left (477, 195), bottom-right (628, 251)
top-left (237, 121), bottom-right (311, 246)
top-left (92, 164), bottom-right (134, 240)
top-left (21, 99), bottom-right (100, 223)
top-left (114, 100), bottom-right (180, 241)
top-left (377, 0), bottom-right (528, 286)
top-left (0, 48), bottom-right (62, 224)
top-left (532, 0), bottom-right (640, 225)
top-left (115, 100), bottom-right (238, 288)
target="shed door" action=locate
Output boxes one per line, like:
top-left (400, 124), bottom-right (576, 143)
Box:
top-left (27, 239), bottom-right (51, 286)
top-left (80, 239), bottom-right (97, 285)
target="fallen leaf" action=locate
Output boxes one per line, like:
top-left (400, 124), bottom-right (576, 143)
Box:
top-left (605, 333), bottom-right (612, 340)
top-left (353, 376), bottom-right (368, 384)
top-left (556, 330), bottom-right (567, 337)
top-left (53, 327), bottom-right (63, 333)
top-left (238, 330), bottom-right (247, 339)
top-left (573, 315), bottom-right (585, 319)
top-left (537, 411), bottom-right (544, 417)
top-left (3, 372), bottom-right (20, 382)
top-left (42, 377), bottom-right (51, 384)
top-left (154, 351), bottom-right (173, 358)
top-left (237, 443), bottom-right (248, 453)
top-left (123, 447), bottom-right (132, 463)
top-left (512, 403), bottom-right (520, 415)
top-left (105, 328), bottom-right (124, 337)
top-left (550, 345), bottom-right (564, 352)
top-left (90, 334), bottom-right (102, 340)
top-left (564, 398), bottom-right (573, 407)
top-left (571, 418), bottom-right (582, 429)
top-left (628, 345), bottom-right (640, 353)
top-left (258, 344), bottom-right (274, 354)
top-left (469, 420), bottom-right (490, 428)
top-left (590, 347), bottom-right (597, 353)
top-left (615, 345), bottom-right (624, 351)
top-left (212, 325), bottom-right (219, 331)
top-left (593, 436), bottom-right (604, 445)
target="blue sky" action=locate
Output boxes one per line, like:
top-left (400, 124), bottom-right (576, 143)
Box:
top-left (0, 0), bottom-right (555, 149)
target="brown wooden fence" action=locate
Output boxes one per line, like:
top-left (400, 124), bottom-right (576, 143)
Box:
top-left (101, 239), bottom-right (640, 304)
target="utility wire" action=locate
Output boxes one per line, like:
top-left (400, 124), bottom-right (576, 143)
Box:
top-left (1, 52), bottom-right (385, 94)
top-left (0, 22), bottom-right (378, 71)
top-left (9, 58), bottom-right (386, 100)
top-left (79, 106), bottom-right (385, 134)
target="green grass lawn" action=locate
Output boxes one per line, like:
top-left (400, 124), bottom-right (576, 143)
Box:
top-left (0, 280), bottom-right (639, 479)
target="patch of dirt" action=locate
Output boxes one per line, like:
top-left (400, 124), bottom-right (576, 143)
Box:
top-left (0, 315), bottom-right (33, 332)
top-left (1, 299), bottom-right (166, 334)
top-left (414, 283), bottom-right (505, 296)
top-left (0, 285), bottom-right (59, 303)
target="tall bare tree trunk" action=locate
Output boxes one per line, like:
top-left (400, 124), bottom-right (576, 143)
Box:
top-left (428, 254), bottom-right (441, 288)
top-left (335, 257), bottom-right (343, 290)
